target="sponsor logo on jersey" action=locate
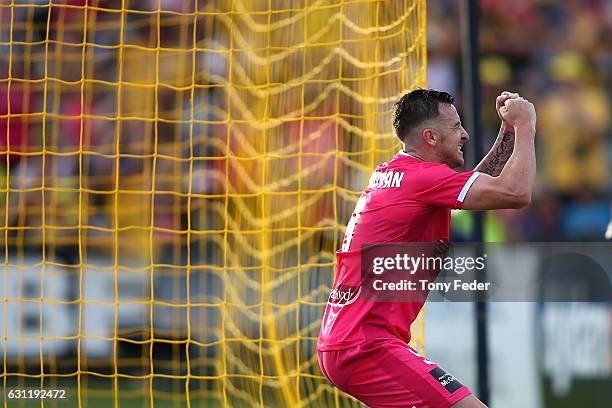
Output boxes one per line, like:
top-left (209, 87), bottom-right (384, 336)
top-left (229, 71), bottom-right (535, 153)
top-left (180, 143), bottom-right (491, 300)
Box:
top-left (367, 170), bottom-right (404, 189)
top-left (428, 367), bottom-right (463, 393)
top-left (327, 285), bottom-right (361, 307)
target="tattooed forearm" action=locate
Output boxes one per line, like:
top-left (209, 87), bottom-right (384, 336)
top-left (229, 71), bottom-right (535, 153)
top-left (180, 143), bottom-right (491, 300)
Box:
top-left (474, 128), bottom-right (515, 176)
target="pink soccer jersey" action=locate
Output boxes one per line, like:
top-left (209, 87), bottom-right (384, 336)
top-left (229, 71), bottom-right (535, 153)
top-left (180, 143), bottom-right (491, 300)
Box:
top-left (318, 151), bottom-right (480, 351)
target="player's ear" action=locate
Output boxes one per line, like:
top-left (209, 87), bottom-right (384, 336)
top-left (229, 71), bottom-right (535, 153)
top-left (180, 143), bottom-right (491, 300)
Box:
top-left (422, 128), bottom-right (438, 147)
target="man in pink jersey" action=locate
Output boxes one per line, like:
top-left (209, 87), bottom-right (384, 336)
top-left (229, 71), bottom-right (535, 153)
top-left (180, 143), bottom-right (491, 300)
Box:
top-left (318, 89), bottom-right (537, 407)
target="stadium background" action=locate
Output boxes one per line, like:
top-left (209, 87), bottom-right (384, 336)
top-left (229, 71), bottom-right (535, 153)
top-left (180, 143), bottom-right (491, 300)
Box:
top-left (0, 0), bottom-right (610, 407)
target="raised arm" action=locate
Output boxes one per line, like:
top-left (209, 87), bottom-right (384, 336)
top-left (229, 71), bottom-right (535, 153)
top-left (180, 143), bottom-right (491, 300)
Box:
top-left (474, 125), bottom-right (515, 176)
top-left (462, 97), bottom-right (536, 210)
top-left (474, 92), bottom-right (518, 176)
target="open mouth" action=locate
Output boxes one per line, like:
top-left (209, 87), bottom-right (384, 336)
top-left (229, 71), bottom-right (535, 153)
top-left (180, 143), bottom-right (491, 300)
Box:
top-left (458, 145), bottom-right (464, 153)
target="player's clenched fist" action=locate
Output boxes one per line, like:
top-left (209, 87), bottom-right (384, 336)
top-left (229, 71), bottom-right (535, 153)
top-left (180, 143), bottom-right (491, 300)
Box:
top-left (499, 96), bottom-right (536, 130)
top-left (496, 91), bottom-right (519, 124)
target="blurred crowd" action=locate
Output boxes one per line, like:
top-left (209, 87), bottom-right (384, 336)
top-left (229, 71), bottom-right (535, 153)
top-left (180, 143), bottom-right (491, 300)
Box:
top-left (0, 0), bottom-right (611, 251)
top-left (0, 0), bottom-right (343, 266)
top-left (428, 0), bottom-right (612, 242)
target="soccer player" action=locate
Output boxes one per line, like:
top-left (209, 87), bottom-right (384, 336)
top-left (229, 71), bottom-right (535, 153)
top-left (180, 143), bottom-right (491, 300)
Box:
top-left (317, 89), bottom-right (536, 407)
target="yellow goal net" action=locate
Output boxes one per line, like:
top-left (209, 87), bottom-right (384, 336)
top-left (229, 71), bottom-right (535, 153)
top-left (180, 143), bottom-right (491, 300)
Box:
top-left (0, 0), bottom-right (426, 406)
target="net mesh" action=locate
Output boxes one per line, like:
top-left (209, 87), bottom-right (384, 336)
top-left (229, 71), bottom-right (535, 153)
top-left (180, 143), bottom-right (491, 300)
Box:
top-left (0, 0), bottom-right (426, 406)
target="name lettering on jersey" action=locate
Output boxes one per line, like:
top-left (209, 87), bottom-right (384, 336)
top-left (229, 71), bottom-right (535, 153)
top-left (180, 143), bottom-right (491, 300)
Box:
top-left (367, 170), bottom-right (404, 189)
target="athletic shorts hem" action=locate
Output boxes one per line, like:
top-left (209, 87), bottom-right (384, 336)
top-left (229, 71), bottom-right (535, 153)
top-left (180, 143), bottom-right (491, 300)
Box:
top-left (318, 337), bottom-right (473, 407)
top-left (446, 387), bottom-right (473, 407)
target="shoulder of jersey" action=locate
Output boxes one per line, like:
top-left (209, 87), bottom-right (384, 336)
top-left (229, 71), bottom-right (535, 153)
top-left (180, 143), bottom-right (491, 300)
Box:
top-left (390, 156), bottom-right (450, 171)
top-left (375, 162), bottom-right (389, 172)
top-left (419, 161), bottom-right (451, 170)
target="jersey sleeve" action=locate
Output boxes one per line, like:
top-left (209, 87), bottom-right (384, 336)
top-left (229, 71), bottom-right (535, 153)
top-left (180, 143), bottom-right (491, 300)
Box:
top-left (412, 165), bottom-right (480, 209)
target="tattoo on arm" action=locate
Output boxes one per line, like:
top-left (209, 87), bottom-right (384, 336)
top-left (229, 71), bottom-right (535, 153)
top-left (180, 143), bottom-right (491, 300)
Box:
top-left (476, 129), bottom-right (515, 176)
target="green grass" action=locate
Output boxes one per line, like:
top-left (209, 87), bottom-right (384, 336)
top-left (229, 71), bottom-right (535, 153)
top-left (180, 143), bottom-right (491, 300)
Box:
top-left (1, 377), bottom-right (222, 408)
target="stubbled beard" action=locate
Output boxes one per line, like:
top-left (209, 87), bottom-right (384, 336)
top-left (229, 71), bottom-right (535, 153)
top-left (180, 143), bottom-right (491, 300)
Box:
top-left (444, 149), bottom-right (463, 168)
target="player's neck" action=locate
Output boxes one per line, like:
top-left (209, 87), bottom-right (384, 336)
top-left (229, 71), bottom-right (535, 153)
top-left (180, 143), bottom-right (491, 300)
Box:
top-left (402, 148), bottom-right (432, 163)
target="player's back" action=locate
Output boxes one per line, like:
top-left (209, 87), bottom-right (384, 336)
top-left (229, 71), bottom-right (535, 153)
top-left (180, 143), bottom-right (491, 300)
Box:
top-left (318, 151), bottom-right (479, 350)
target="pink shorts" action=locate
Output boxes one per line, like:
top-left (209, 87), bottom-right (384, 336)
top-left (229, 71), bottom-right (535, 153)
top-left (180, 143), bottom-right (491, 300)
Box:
top-left (318, 338), bottom-right (472, 408)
